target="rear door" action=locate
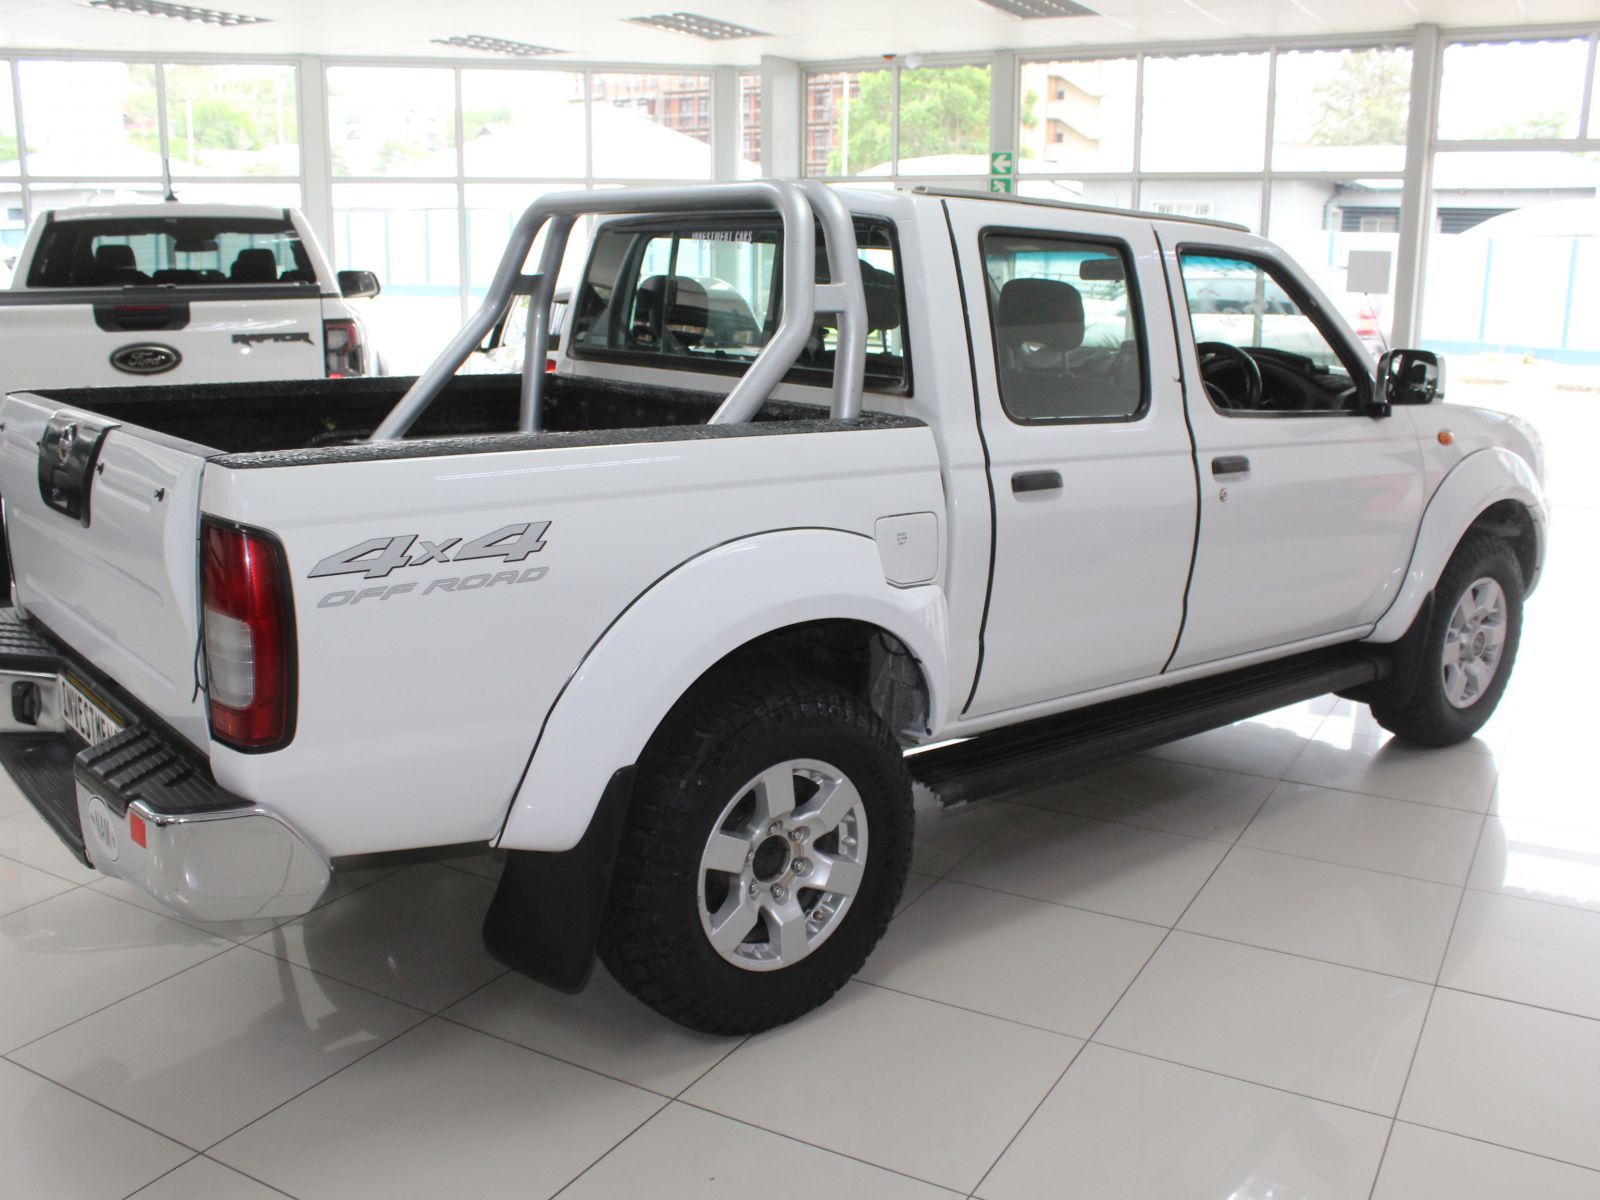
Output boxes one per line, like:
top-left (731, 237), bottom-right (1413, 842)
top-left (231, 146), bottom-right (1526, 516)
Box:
top-left (943, 200), bottom-right (1199, 717)
top-left (0, 394), bottom-right (210, 747)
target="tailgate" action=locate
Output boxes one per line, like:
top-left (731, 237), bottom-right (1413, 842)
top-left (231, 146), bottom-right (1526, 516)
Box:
top-left (0, 391), bottom-right (210, 748)
top-left (0, 289), bottom-right (326, 389)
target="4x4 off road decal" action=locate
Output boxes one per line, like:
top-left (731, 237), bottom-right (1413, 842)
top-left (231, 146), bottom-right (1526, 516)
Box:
top-left (310, 522), bottom-right (550, 609)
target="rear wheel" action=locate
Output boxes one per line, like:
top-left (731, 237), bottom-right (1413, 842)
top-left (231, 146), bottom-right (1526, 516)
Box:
top-left (600, 675), bottom-right (912, 1034)
top-left (1370, 531), bottom-right (1523, 746)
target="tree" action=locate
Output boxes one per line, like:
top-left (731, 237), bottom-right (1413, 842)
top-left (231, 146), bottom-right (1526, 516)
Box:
top-left (1489, 111), bottom-right (1572, 139)
top-left (827, 65), bottom-right (993, 174)
top-left (1311, 49), bottom-right (1410, 146)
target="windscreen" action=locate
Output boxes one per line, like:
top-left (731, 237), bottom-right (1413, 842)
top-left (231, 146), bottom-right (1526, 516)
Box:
top-left (26, 216), bottom-right (314, 288)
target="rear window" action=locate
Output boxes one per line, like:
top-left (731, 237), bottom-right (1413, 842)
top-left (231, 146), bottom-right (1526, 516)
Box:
top-left (566, 216), bottom-right (908, 391)
top-left (26, 216), bottom-right (314, 288)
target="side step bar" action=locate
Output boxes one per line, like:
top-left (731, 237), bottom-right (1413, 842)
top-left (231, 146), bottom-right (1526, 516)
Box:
top-left (910, 647), bottom-right (1389, 805)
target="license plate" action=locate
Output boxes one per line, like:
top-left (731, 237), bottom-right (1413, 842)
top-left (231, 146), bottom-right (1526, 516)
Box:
top-left (60, 677), bottom-right (123, 747)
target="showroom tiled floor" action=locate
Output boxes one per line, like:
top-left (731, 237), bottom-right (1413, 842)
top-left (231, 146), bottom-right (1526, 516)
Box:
top-left (3, 524), bottom-right (1597, 1197)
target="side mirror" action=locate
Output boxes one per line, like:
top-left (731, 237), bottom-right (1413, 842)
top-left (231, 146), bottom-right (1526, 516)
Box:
top-left (1375, 348), bottom-right (1445, 410)
top-left (338, 269), bottom-right (381, 299)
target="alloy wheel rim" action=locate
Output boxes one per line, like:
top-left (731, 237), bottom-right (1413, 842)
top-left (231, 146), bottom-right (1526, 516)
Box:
top-left (697, 757), bottom-right (868, 972)
top-left (1442, 576), bottom-right (1507, 709)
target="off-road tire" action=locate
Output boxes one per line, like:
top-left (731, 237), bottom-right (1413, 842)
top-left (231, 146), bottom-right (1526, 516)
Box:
top-left (599, 675), bottom-right (912, 1035)
top-left (1370, 531), bottom-right (1523, 746)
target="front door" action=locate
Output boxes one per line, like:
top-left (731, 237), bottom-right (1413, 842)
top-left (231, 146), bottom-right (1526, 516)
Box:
top-left (945, 201), bottom-right (1199, 718)
top-left (1164, 239), bottom-right (1425, 670)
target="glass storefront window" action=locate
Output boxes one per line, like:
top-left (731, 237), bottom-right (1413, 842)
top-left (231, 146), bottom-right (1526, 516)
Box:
top-left (461, 70), bottom-right (585, 179)
top-left (1019, 58), bottom-right (1136, 174)
top-left (17, 61), bottom-right (160, 177)
top-left (1438, 40), bottom-right (1589, 141)
top-left (163, 63), bottom-right (299, 177)
top-left (803, 69), bottom-right (892, 177)
top-left (589, 73), bottom-right (712, 179)
top-left (1138, 179), bottom-right (1261, 232)
top-left (738, 72), bottom-right (762, 179)
top-left (1272, 47), bottom-right (1410, 172)
top-left (896, 64), bottom-right (990, 176)
top-left (327, 66), bottom-right (456, 178)
top-left (27, 181), bottom-right (166, 211)
top-left (1018, 178), bottom-right (1133, 209)
top-left (1, 68), bottom-right (18, 175)
top-left (464, 182), bottom-right (588, 298)
top-left (1, 181), bottom-right (24, 286)
top-left (1141, 53), bottom-right (1269, 173)
top-left (168, 181), bottom-right (304, 209)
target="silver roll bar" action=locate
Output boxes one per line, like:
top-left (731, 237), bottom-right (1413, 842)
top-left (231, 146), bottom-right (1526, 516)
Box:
top-left (369, 180), bottom-right (869, 441)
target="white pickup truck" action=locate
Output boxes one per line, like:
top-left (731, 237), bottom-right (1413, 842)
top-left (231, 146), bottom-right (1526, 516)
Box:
top-left (0, 182), bottom-right (1547, 1034)
top-left (1, 201), bottom-right (381, 388)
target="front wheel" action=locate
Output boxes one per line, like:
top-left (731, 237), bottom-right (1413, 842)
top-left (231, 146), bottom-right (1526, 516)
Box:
top-left (1370, 531), bottom-right (1524, 746)
top-left (600, 675), bottom-right (912, 1034)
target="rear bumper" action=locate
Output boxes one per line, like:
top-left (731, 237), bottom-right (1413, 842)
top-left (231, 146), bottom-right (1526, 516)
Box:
top-left (0, 610), bottom-right (329, 921)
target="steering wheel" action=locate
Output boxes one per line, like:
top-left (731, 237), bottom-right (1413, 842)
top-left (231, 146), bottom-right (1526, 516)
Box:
top-left (1196, 341), bottom-right (1263, 410)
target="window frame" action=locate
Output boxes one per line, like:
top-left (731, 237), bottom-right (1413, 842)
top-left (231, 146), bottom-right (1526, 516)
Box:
top-left (1175, 242), bottom-right (1375, 418)
top-left (564, 212), bottom-right (914, 397)
top-left (979, 225), bottom-right (1152, 426)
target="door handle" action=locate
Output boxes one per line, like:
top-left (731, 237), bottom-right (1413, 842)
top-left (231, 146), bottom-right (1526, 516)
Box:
top-left (1211, 455), bottom-right (1251, 477)
top-left (1012, 470), bottom-right (1063, 494)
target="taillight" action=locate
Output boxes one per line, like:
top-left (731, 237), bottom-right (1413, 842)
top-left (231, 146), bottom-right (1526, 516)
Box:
top-left (324, 317), bottom-right (366, 377)
top-left (201, 520), bottom-right (296, 751)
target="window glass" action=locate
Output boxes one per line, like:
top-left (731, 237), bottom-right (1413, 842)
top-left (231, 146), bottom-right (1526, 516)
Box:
top-left (896, 64), bottom-right (990, 176)
top-left (982, 232), bottom-right (1144, 422)
top-left (738, 72), bottom-right (762, 180)
top-left (1141, 53), bottom-right (1269, 172)
top-left (1, 67), bottom-right (18, 175)
top-left (1, 182), bottom-right (22, 285)
top-left (1272, 47), bottom-right (1410, 172)
top-left (1178, 251), bottom-right (1362, 413)
top-left (464, 182), bottom-right (589, 300)
top-left (327, 66), bottom-right (456, 178)
top-left (589, 73), bottom-right (712, 179)
top-left (461, 70), bottom-right (585, 179)
top-left (804, 70), bottom-right (892, 177)
top-left (1018, 178), bottom-right (1134, 209)
top-left (1019, 58), bottom-right (1136, 174)
top-left (569, 218), bottom-right (907, 388)
top-left (1139, 179), bottom-right (1260, 232)
top-left (1439, 40), bottom-right (1588, 141)
top-left (27, 215), bottom-right (311, 287)
top-left (17, 61), bottom-right (159, 177)
top-left (163, 63), bottom-right (299, 177)
top-left (28, 182), bottom-right (166, 211)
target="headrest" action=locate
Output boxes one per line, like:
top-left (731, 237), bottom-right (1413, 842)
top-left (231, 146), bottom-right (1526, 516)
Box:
top-left (94, 244), bottom-right (138, 271)
top-left (860, 260), bottom-right (900, 333)
top-left (995, 277), bottom-right (1086, 352)
top-left (637, 275), bottom-right (710, 347)
top-left (230, 248), bottom-right (279, 283)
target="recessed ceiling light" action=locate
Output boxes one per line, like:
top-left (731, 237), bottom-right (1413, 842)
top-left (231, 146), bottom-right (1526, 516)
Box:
top-left (431, 34), bottom-right (565, 57)
top-left (84, 0), bottom-right (269, 26)
top-left (625, 12), bottom-right (769, 40)
top-left (975, 0), bottom-right (1097, 18)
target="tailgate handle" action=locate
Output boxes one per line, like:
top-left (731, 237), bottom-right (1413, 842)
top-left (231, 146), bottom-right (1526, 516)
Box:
top-left (93, 302), bottom-right (191, 333)
top-left (1012, 470), bottom-right (1064, 494)
top-left (37, 413), bottom-right (120, 527)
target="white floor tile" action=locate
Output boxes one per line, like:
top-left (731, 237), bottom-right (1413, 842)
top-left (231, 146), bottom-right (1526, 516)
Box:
top-left (909, 800), bottom-right (1012, 877)
top-left (0, 1058), bottom-right (189, 1200)
top-left (0, 853), bottom-right (76, 917)
top-left (859, 879), bottom-right (1163, 1036)
top-left (413, 843), bottom-right (505, 880)
top-left (1016, 756), bottom-right (1275, 842)
top-left (977, 1044), bottom-right (1390, 1200)
top-left (683, 982), bottom-right (1081, 1193)
top-left (1442, 891), bottom-right (1600, 1020)
top-left (12, 945), bottom-right (426, 1149)
top-left (1178, 846), bottom-right (1461, 981)
top-left (949, 806), bottom-right (1228, 925)
top-left (0, 808), bottom-right (102, 884)
top-left (1371, 1122), bottom-right (1600, 1200)
top-left (127, 1155), bottom-right (300, 1199)
top-left (0, 773), bottom-right (28, 820)
top-left (443, 966), bottom-right (737, 1096)
top-left (1284, 739), bottom-right (1498, 812)
top-left (896, 871), bottom-right (938, 914)
top-left (1489, 751), bottom-right (1600, 832)
top-left (1143, 720), bottom-right (1312, 779)
top-left (562, 1102), bottom-right (962, 1199)
top-left (211, 1019), bottom-right (663, 1200)
top-left (1467, 816), bottom-right (1600, 914)
top-left (1400, 988), bottom-right (1600, 1170)
top-left (1241, 782), bottom-right (1485, 884)
top-left (0, 887), bottom-right (231, 1053)
top-left (246, 862), bottom-right (503, 1012)
top-left (1097, 932), bottom-right (1431, 1114)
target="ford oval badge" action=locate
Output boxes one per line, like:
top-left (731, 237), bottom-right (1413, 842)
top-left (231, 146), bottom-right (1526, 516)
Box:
top-left (110, 343), bottom-right (181, 375)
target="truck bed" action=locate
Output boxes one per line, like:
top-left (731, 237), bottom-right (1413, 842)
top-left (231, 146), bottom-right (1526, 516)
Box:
top-left (21, 374), bottom-right (865, 465)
